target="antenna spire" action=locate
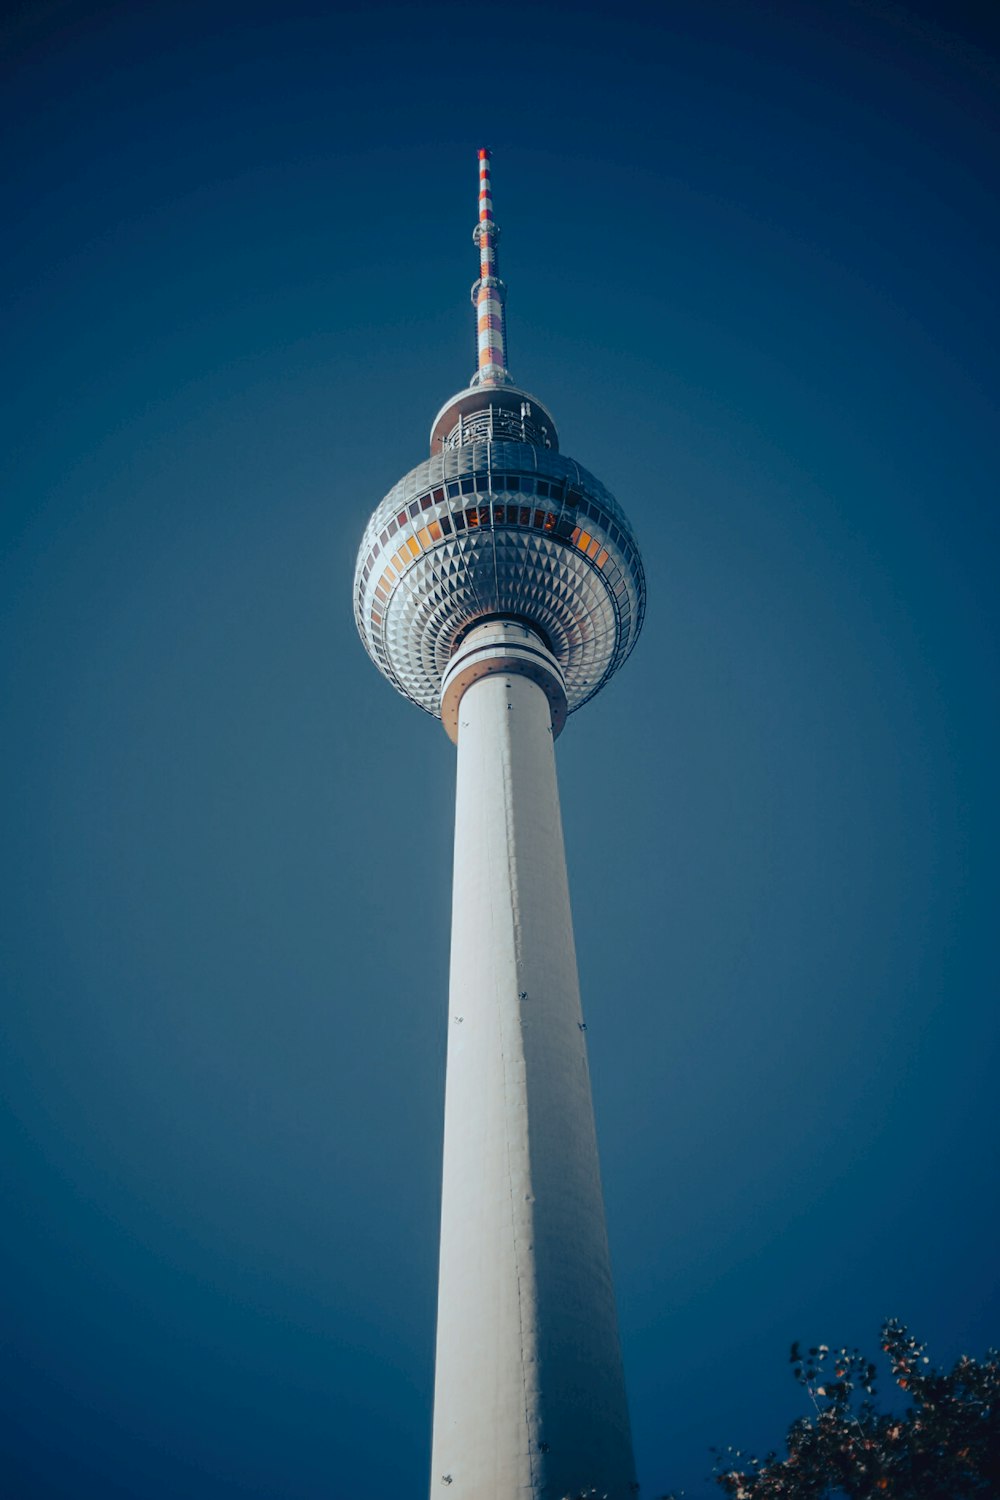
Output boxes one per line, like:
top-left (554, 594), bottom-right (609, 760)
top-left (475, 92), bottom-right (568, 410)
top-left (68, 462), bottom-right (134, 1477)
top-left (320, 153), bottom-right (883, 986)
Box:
top-left (471, 148), bottom-right (511, 386)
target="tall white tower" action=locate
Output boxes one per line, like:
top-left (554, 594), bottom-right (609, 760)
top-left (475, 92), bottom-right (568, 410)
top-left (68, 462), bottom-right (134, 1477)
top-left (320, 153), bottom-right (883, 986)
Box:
top-left (354, 150), bottom-right (645, 1500)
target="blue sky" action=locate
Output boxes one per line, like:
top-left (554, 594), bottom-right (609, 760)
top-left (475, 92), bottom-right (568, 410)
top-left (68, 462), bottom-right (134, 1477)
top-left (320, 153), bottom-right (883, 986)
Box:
top-left (2, 2), bottom-right (998, 1496)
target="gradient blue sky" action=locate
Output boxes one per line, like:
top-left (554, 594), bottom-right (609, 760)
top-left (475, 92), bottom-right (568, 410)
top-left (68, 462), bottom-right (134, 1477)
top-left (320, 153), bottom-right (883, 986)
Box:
top-left (2, 2), bottom-right (998, 1496)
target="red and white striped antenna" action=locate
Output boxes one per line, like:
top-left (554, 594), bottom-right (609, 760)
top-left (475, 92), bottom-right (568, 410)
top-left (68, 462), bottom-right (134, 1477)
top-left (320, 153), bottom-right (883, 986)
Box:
top-left (471, 148), bottom-right (511, 386)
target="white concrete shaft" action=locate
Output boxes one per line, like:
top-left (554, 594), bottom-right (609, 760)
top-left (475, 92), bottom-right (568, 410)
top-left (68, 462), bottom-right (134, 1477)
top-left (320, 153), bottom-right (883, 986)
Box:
top-left (430, 664), bottom-right (636, 1500)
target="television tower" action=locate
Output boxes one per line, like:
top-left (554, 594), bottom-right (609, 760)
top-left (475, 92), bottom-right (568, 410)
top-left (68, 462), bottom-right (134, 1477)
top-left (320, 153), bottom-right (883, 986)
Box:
top-left (354, 150), bottom-right (645, 1500)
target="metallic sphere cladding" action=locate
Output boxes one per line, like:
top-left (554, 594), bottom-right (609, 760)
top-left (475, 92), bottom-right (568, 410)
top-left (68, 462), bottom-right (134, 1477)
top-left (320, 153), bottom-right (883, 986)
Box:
top-left (353, 438), bottom-right (645, 720)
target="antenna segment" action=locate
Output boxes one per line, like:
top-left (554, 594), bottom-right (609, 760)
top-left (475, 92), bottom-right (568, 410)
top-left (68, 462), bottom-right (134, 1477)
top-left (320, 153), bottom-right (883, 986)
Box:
top-left (471, 147), bottom-right (511, 386)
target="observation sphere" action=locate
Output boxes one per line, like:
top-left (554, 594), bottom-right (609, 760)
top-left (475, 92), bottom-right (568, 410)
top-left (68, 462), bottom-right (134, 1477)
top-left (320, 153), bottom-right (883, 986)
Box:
top-left (354, 388), bottom-right (646, 721)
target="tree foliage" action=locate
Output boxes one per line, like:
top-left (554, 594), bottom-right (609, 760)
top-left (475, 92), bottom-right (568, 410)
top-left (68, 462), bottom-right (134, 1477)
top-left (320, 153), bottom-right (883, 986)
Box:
top-left (696, 1319), bottom-right (999, 1499)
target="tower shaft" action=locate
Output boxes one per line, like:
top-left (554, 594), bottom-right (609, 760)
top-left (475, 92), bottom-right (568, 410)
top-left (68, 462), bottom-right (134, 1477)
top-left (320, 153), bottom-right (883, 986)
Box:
top-left (431, 625), bottom-right (636, 1500)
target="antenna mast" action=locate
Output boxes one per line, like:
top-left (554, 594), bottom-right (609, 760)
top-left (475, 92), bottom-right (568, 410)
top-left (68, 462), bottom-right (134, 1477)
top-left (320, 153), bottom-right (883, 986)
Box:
top-left (471, 147), bottom-right (511, 386)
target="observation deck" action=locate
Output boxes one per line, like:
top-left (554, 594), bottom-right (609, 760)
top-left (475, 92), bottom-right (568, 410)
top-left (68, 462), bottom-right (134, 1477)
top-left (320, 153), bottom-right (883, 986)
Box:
top-left (429, 382), bottom-right (559, 452)
top-left (353, 437), bottom-right (645, 721)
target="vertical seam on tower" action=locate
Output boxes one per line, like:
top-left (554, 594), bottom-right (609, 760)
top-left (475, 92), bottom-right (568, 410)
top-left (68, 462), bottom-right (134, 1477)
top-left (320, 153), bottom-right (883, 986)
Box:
top-left (492, 681), bottom-right (537, 1496)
